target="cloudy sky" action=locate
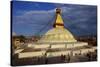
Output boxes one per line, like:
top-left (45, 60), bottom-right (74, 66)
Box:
top-left (12, 1), bottom-right (97, 36)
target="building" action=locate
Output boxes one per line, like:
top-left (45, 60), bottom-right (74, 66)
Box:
top-left (14, 8), bottom-right (97, 60)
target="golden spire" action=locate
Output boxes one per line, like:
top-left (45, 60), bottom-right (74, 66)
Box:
top-left (53, 8), bottom-right (64, 28)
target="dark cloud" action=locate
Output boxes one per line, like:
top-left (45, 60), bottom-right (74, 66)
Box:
top-left (61, 6), bottom-right (97, 36)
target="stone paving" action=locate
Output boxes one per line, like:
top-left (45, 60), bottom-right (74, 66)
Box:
top-left (11, 52), bottom-right (97, 66)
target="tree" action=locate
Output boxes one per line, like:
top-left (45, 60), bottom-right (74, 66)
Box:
top-left (18, 35), bottom-right (26, 42)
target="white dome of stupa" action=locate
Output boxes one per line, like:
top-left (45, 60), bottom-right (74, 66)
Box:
top-left (38, 8), bottom-right (77, 43)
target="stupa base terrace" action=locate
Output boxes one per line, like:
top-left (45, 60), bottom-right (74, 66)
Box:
top-left (14, 42), bottom-right (96, 59)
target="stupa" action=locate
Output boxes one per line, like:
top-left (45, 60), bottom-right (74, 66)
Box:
top-left (38, 8), bottom-right (77, 43)
top-left (15, 8), bottom-right (96, 59)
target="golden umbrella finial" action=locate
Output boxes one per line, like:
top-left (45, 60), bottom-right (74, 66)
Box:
top-left (53, 7), bottom-right (64, 28)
